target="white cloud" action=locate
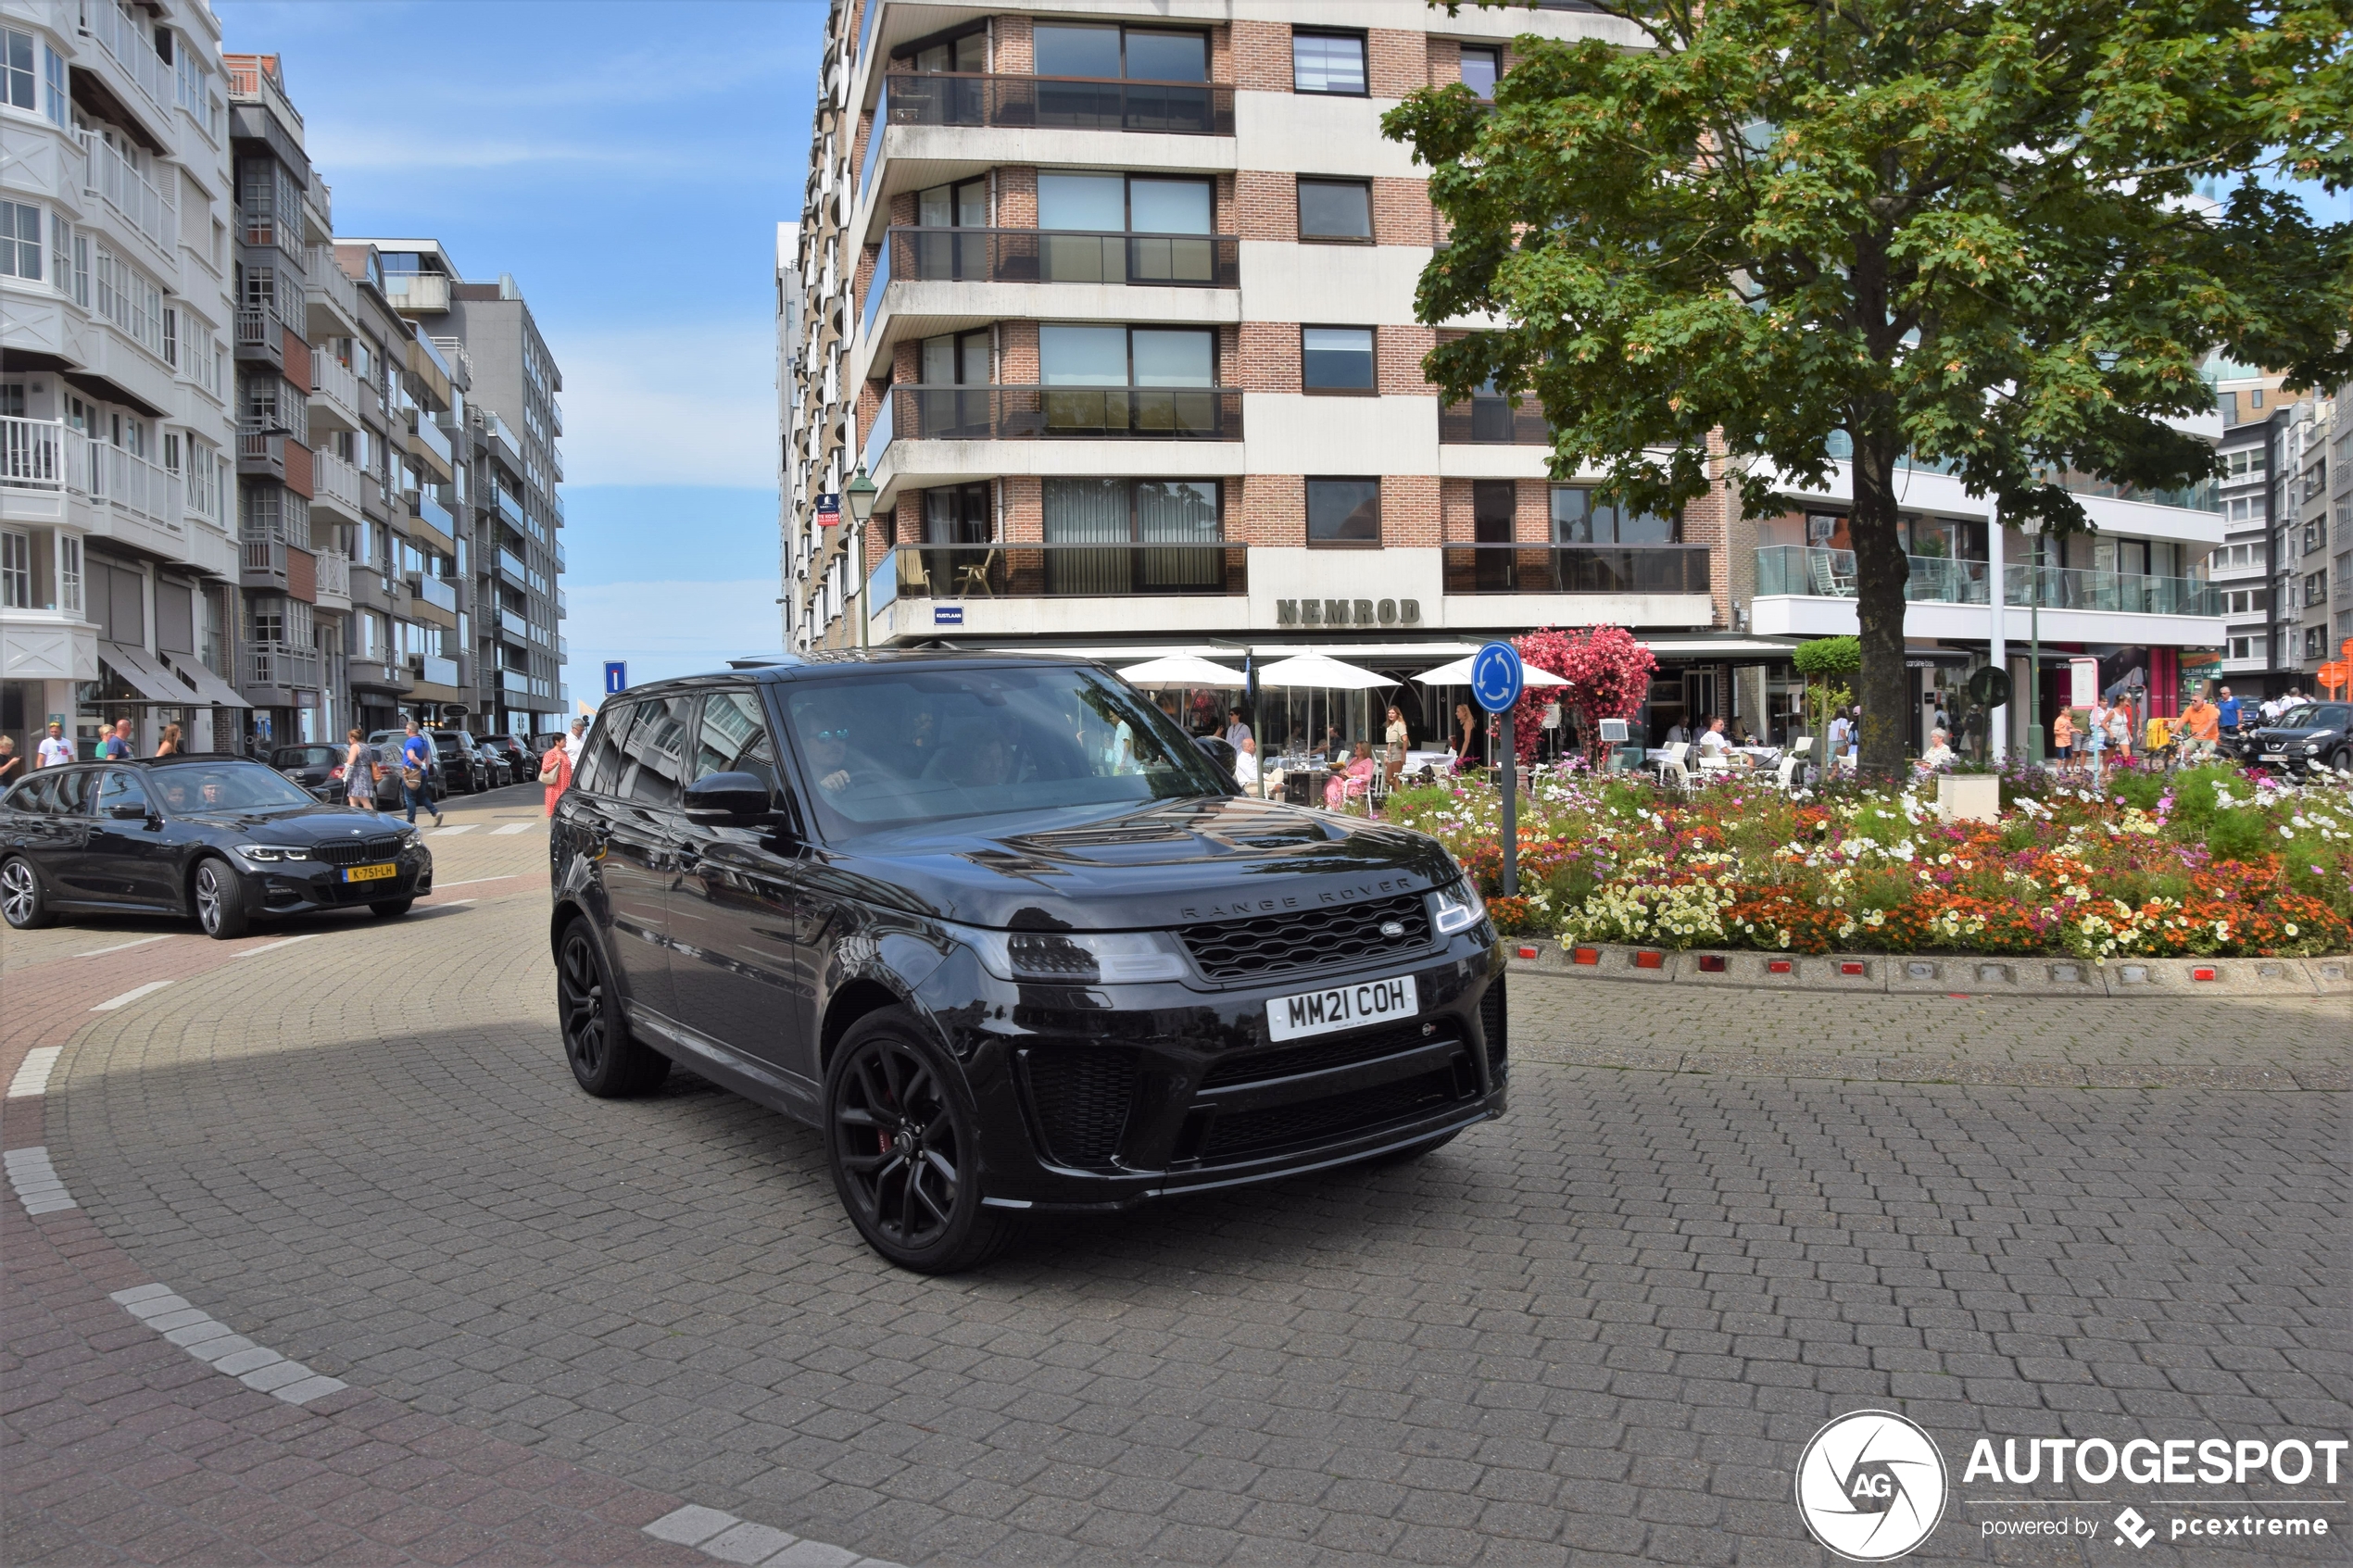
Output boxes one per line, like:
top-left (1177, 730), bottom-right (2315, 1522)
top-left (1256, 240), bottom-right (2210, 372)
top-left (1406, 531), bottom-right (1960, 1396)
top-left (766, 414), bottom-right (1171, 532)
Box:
top-left (562, 579), bottom-right (782, 693)
top-left (554, 323), bottom-right (778, 488)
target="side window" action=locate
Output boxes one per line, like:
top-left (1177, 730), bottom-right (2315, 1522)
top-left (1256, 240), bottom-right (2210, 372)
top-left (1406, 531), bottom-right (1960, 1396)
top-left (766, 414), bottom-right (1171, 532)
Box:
top-left (5, 774), bottom-right (56, 814)
top-left (51, 770), bottom-right (92, 815)
top-left (615, 695), bottom-right (694, 809)
top-left (691, 689), bottom-right (782, 795)
top-left (94, 770), bottom-right (150, 816)
top-left (576, 704), bottom-right (630, 796)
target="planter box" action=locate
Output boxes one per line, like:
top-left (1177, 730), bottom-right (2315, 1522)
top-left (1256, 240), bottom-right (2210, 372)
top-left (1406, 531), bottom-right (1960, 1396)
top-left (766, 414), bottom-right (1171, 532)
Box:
top-left (1937, 772), bottom-right (2001, 823)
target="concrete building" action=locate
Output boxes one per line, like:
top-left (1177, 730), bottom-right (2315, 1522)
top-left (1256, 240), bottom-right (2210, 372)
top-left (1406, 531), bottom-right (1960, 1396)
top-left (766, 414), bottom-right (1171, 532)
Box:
top-left (346, 237), bottom-right (569, 737)
top-left (2209, 365), bottom-right (2287, 694)
top-left (779, 1), bottom-right (2229, 757)
top-left (2284, 386), bottom-right (2343, 686)
top-left (3, 0), bottom-right (246, 759)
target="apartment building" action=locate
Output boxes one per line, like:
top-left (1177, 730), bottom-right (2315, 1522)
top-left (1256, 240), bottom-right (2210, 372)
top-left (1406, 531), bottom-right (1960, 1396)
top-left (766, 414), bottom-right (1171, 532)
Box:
top-left (780, 1), bottom-right (2230, 755)
top-left (3, 0), bottom-right (246, 761)
top-left (2209, 366), bottom-right (2286, 691)
top-left (2284, 386), bottom-right (2345, 685)
top-left (349, 237), bottom-right (568, 738)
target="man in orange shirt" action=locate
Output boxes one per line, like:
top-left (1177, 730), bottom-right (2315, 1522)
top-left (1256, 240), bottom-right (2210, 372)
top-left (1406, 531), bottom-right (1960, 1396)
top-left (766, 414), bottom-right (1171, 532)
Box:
top-left (2181, 695), bottom-right (2221, 761)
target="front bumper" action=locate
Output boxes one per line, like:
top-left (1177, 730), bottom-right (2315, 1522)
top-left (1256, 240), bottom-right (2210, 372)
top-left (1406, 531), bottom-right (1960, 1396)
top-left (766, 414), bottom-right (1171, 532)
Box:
top-left (249, 847), bottom-right (434, 912)
top-left (916, 933), bottom-right (1509, 1212)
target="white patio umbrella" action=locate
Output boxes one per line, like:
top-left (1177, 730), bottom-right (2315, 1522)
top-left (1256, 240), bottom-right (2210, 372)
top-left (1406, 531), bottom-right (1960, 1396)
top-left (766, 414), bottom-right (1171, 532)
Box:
top-left (1117, 654), bottom-right (1247, 688)
top-left (1255, 654), bottom-right (1395, 690)
top-left (1412, 654), bottom-right (1567, 687)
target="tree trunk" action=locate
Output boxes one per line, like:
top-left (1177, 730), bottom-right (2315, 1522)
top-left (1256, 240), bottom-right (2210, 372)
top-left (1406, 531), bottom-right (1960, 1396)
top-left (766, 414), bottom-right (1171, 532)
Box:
top-left (1849, 435), bottom-right (1912, 782)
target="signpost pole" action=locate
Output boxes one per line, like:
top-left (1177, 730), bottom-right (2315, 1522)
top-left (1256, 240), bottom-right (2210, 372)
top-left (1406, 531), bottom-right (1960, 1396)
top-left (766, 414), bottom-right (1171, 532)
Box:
top-left (1501, 739), bottom-right (1517, 898)
top-left (1470, 642), bottom-right (1526, 901)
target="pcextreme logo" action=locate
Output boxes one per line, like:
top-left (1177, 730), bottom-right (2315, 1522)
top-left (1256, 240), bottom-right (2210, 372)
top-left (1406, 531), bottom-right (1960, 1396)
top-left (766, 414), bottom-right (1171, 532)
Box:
top-left (1795, 1411), bottom-right (1950, 1562)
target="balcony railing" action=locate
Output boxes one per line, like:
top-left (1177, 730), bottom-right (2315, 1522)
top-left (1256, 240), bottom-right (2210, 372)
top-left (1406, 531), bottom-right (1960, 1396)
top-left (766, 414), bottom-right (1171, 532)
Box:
top-left (237, 426), bottom-right (312, 495)
top-left (1440, 398), bottom-right (1552, 445)
top-left (497, 607), bottom-right (530, 643)
top-left (1755, 546), bottom-right (2223, 617)
top-left (305, 244), bottom-right (360, 324)
top-left (86, 1), bottom-right (173, 126)
top-left (409, 653), bottom-right (461, 687)
top-left (94, 442), bottom-right (178, 527)
top-left (1441, 544), bottom-right (1712, 596)
top-left (79, 131), bottom-right (178, 263)
top-left (416, 490), bottom-right (456, 538)
top-left (309, 346), bottom-right (360, 424)
top-left (1, 416), bottom-right (82, 492)
top-left (878, 385), bottom-right (1242, 451)
top-left (497, 549), bottom-right (529, 588)
top-left (234, 308), bottom-right (272, 350)
top-left (310, 447), bottom-right (362, 514)
top-left (409, 410), bottom-right (454, 470)
top-left (494, 484), bottom-right (527, 532)
top-left (873, 541), bottom-right (1246, 606)
top-left (243, 642), bottom-right (321, 694)
top-left (408, 571), bottom-right (459, 614)
top-left (314, 548), bottom-right (353, 604)
top-left (862, 71), bottom-right (1235, 205)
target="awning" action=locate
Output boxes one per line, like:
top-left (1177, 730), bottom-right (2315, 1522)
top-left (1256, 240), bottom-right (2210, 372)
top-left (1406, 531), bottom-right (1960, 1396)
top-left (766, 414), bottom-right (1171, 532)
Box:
top-left (98, 641), bottom-right (196, 704)
top-left (157, 650), bottom-right (252, 709)
top-left (1255, 655), bottom-right (1395, 691)
top-left (1640, 637), bottom-right (1805, 657)
top-left (1413, 655), bottom-right (1567, 688)
top-left (1118, 654), bottom-right (1245, 688)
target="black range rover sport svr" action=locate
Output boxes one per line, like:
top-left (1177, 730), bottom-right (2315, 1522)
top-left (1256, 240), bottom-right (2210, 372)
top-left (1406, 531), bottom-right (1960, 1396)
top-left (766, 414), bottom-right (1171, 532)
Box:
top-left (549, 654), bottom-right (1506, 1272)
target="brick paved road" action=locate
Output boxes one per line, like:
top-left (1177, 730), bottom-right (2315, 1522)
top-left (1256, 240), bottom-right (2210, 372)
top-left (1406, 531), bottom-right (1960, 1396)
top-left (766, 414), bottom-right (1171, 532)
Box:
top-left (6, 793), bottom-right (2347, 1563)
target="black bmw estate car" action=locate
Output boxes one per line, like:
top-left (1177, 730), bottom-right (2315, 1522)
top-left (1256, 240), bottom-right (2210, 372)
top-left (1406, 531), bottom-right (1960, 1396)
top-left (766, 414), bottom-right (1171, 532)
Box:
top-left (0, 757), bottom-right (433, 938)
top-left (551, 655), bottom-right (1506, 1273)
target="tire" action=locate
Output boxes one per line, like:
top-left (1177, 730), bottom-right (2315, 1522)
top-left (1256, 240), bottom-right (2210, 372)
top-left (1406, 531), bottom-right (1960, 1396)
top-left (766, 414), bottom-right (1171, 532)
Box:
top-left (824, 1009), bottom-right (1014, 1274)
top-left (191, 857), bottom-right (249, 940)
top-left (0, 856), bottom-right (56, 930)
top-left (556, 919), bottom-right (669, 1098)
top-left (2332, 747), bottom-right (2352, 775)
top-left (371, 898), bottom-right (414, 919)
top-left (1358, 1129), bottom-right (1460, 1168)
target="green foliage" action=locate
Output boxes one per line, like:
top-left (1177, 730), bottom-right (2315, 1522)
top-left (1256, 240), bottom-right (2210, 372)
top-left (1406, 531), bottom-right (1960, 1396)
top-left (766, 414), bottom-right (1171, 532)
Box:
top-left (2108, 770), bottom-right (2168, 812)
top-left (2166, 765), bottom-right (2245, 834)
top-left (2206, 808), bottom-right (2271, 863)
top-left (1791, 637), bottom-right (1861, 677)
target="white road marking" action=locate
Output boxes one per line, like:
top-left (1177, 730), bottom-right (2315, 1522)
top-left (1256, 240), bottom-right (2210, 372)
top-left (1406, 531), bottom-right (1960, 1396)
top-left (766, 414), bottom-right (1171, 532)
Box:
top-left (430, 875), bottom-right (524, 889)
top-left (75, 934), bottom-right (175, 958)
top-left (643, 1503), bottom-right (903, 1567)
top-left (233, 934), bottom-right (323, 959)
top-left (7, 1047), bottom-right (62, 1098)
top-left (429, 823), bottom-right (479, 836)
top-left (109, 1286), bottom-right (347, 1406)
top-left (5, 1146), bottom-right (77, 1214)
top-left (490, 821), bottom-right (539, 834)
top-left (91, 980), bottom-right (173, 1011)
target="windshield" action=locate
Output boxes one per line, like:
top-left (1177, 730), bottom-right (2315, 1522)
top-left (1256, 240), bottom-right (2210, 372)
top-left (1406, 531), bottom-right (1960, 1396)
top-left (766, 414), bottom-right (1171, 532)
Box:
top-left (273, 747), bottom-right (336, 767)
top-left (149, 760), bottom-right (319, 815)
top-left (781, 665), bottom-right (1230, 835)
top-left (2277, 704), bottom-right (2346, 729)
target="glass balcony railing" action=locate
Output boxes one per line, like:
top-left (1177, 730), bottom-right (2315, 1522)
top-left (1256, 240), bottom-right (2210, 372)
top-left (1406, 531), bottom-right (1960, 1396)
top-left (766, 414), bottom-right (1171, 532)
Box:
top-left (407, 571), bottom-right (458, 613)
top-left (862, 72), bottom-right (1235, 204)
top-left (862, 227), bottom-right (1238, 335)
top-left (1440, 544), bottom-right (1711, 596)
top-left (1755, 546), bottom-right (2222, 616)
top-left (875, 385), bottom-right (1242, 452)
top-left (869, 541), bottom-right (1247, 609)
top-left (416, 490), bottom-right (456, 537)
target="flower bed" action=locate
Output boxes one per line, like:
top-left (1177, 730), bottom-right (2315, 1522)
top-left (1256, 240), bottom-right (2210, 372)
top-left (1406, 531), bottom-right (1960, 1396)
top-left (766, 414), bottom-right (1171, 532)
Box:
top-left (1386, 760), bottom-right (2353, 960)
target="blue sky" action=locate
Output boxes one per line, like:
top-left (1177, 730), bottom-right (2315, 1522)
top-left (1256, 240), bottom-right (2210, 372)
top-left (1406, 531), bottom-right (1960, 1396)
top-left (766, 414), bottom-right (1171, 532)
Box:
top-left (214, 0), bottom-right (824, 699)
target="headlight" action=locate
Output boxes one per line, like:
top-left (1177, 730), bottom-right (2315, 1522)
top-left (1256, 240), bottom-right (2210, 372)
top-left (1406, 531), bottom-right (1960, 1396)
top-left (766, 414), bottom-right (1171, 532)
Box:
top-left (953, 923), bottom-right (1190, 985)
top-left (2306, 742), bottom-right (2322, 755)
top-left (235, 845), bottom-right (310, 862)
top-left (1429, 880), bottom-right (1486, 936)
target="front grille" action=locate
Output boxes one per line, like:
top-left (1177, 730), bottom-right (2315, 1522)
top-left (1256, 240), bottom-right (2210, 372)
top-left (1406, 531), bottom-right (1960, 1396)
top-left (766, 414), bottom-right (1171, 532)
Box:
top-left (312, 834), bottom-right (404, 868)
top-left (1178, 892), bottom-right (1431, 983)
top-left (1021, 1047), bottom-right (1137, 1169)
top-left (1480, 976), bottom-right (1507, 1086)
top-left (1198, 1067), bottom-right (1466, 1162)
top-left (1201, 1018), bottom-right (1452, 1088)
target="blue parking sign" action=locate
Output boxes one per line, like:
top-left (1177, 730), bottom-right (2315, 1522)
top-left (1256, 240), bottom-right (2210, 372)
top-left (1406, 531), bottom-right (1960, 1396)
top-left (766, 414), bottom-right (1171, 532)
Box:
top-left (603, 661), bottom-right (628, 696)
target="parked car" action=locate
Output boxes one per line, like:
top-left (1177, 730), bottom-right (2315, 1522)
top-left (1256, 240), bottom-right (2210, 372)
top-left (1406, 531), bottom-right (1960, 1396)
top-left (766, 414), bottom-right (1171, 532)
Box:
top-left (472, 741), bottom-right (515, 789)
top-left (365, 732), bottom-right (444, 809)
top-left (548, 657), bottom-right (1504, 1273)
top-left (2243, 702), bottom-right (2353, 776)
top-left (0, 757), bottom-right (433, 938)
top-left (271, 744), bottom-right (346, 802)
top-left (431, 731), bottom-right (490, 794)
top-left (475, 734), bottom-right (537, 784)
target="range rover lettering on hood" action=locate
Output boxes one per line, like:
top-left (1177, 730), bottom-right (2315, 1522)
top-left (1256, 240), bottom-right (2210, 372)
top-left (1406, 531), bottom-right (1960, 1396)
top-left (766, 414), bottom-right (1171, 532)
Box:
top-left (1179, 878), bottom-right (1421, 922)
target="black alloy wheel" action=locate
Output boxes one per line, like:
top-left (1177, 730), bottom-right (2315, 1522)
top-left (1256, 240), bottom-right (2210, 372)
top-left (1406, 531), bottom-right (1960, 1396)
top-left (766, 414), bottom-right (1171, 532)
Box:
top-left (1, 857), bottom-right (54, 929)
top-left (556, 920), bottom-right (668, 1097)
top-left (192, 857), bottom-right (249, 940)
top-left (824, 1010), bottom-right (1013, 1273)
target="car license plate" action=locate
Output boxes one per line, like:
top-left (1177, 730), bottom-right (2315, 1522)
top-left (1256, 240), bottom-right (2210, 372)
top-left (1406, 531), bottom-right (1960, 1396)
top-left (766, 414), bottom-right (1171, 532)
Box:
top-left (1267, 974), bottom-right (1416, 1042)
top-left (342, 862), bottom-right (398, 884)
top-left (2259, 752), bottom-right (2285, 762)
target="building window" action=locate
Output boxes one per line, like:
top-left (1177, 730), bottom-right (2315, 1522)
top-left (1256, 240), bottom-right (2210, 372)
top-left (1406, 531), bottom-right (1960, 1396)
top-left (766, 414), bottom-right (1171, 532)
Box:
top-left (59, 532), bottom-right (81, 612)
top-left (1551, 487), bottom-right (1680, 544)
top-left (2228, 636), bottom-right (2251, 660)
top-left (1307, 477), bottom-right (1380, 546)
top-left (0, 528), bottom-right (29, 608)
top-left (1298, 178), bottom-right (1373, 242)
top-left (1302, 326), bottom-right (1375, 392)
top-left (1034, 23), bottom-right (1207, 82)
top-left (1460, 45), bottom-right (1501, 99)
top-left (0, 199), bottom-right (39, 280)
top-left (1038, 324), bottom-right (1214, 385)
top-left (2306, 625), bottom-right (2324, 659)
top-left (1292, 31), bottom-right (1367, 94)
top-left (1038, 172), bottom-right (1211, 235)
top-left (1, 27), bottom-right (32, 110)
top-left (1040, 478), bottom-right (1223, 594)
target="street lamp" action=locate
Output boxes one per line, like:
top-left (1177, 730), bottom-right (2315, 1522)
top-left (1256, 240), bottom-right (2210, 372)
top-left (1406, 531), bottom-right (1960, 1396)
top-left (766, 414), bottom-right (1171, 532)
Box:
top-left (2019, 515), bottom-right (2045, 761)
top-left (845, 467), bottom-right (879, 650)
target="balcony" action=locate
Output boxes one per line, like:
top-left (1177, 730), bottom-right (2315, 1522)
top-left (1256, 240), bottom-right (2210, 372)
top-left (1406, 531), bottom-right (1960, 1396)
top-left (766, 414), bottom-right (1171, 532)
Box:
top-left (242, 642), bottom-right (322, 696)
top-left (308, 346), bottom-right (361, 431)
top-left (862, 226), bottom-right (1239, 334)
top-left (240, 535), bottom-right (316, 601)
top-left (498, 668), bottom-right (533, 696)
top-left (409, 653), bottom-right (462, 688)
top-left (1440, 398), bottom-right (1552, 445)
top-left (497, 607), bottom-right (530, 645)
top-left (493, 484), bottom-right (527, 533)
top-left (875, 541), bottom-right (1247, 605)
top-left (88, 441), bottom-right (180, 533)
top-left (384, 272), bottom-right (451, 313)
top-left (309, 447), bottom-right (363, 521)
top-left (497, 549), bottom-right (529, 589)
top-left (409, 409), bottom-right (455, 472)
top-left (78, 132), bottom-right (178, 266)
top-left (415, 489), bottom-right (457, 541)
top-left (305, 244), bottom-right (360, 331)
top-left (346, 658), bottom-right (414, 694)
top-left (557, 587), bottom-right (567, 619)
top-left (1441, 544), bottom-right (1711, 596)
top-left (1751, 545), bottom-right (2222, 638)
top-left (862, 72), bottom-right (1235, 205)
top-left (237, 426), bottom-right (314, 496)
top-left (85, 1), bottom-right (174, 133)
top-left (874, 385), bottom-right (1243, 466)
top-left (2, 417), bottom-right (83, 517)
top-left (407, 571), bottom-right (459, 614)
top-left (313, 548), bottom-right (353, 611)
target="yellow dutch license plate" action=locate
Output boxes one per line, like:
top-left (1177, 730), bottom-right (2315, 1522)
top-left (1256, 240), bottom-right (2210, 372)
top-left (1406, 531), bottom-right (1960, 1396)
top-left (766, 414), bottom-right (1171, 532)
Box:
top-left (342, 863), bottom-right (398, 884)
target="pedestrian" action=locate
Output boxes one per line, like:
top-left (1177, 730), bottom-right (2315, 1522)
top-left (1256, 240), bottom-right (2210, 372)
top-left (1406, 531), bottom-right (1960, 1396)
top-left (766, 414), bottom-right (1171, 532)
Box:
top-left (1453, 703), bottom-right (1476, 762)
top-left (538, 733), bottom-right (573, 815)
top-left (0, 736), bottom-right (20, 790)
top-left (2052, 708), bottom-right (2075, 764)
top-left (2107, 697), bottom-right (2133, 759)
top-left (2181, 695), bottom-right (2220, 762)
top-left (99, 717), bottom-right (133, 760)
top-left (1919, 728), bottom-right (1956, 769)
top-left (2216, 685), bottom-right (2242, 737)
top-left (1827, 709), bottom-right (1851, 760)
top-left (1224, 706), bottom-right (1252, 755)
top-left (399, 719), bottom-right (444, 827)
top-left (35, 721), bottom-right (72, 769)
top-left (1232, 735), bottom-right (1260, 791)
top-left (1383, 704), bottom-right (1408, 793)
top-left (565, 717), bottom-right (585, 764)
top-left (343, 728), bottom-right (379, 811)
top-left (154, 722), bottom-right (182, 757)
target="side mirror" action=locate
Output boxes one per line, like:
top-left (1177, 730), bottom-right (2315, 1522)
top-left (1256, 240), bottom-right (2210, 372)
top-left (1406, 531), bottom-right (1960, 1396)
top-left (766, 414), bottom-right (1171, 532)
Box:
top-left (107, 802), bottom-right (150, 821)
top-left (1194, 734), bottom-right (1238, 773)
top-left (684, 771), bottom-right (778, 822)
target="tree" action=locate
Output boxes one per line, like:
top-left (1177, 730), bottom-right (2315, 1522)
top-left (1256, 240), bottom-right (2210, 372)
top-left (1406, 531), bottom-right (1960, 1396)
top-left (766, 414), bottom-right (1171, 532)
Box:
top-left (1791, 635), bottom-right (1862, 768)
top-left (1513, 624), bottom-right (1657, 763)
top-left (1387, 0), bottom-right (2353, 779)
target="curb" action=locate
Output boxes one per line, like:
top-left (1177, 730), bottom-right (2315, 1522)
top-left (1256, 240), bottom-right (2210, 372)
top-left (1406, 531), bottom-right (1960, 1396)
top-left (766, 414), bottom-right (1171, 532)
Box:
top-left (1505, 940), bottom-right (2344, 997)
